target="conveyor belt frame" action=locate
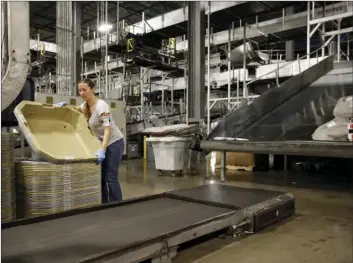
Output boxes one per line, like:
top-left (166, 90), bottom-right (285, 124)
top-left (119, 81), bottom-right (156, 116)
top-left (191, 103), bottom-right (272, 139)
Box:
top-left (2, 186), bottom-right (295, 263)
top-left (200, 140), bottom-right (353, 182)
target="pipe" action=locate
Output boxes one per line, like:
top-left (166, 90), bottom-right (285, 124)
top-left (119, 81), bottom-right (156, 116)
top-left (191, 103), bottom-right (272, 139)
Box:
top-left (116, 1), bottom-right (119, 44)
top-left (162, 73), bottom-right (165, 114)
top-left (321, 23), bottom-right (325, 57)
top-left (81, 36), bottom-right (84, 79)
top-left (237, 69), bottom-right (240, 103)
top-left (1, 1), bottom-right (8, 78)
top-left (347, 36), bottom-right (350, 60)
top-left (140, 67), bottom-right (144, 120)
top-left (105, 0), bottom-right (108, 98)
top-left (1, 1), bottom-right (30, 111)
top-left (227, 27), bottom-right (231, 111)
top-left (171, 78), bottom-right (174, 113)
top-left (207, 1), bottom-right (211, 134)
top-left (337, 19), bottom-right (341, 62)
top-left (242, 24), bottom-right (247, 101)
top-left (97, 2), bottom-right (100, 39)
top-left (307, 1), bottom-right (310, 65)
top-left (232, 219), bottom-right (251, 231)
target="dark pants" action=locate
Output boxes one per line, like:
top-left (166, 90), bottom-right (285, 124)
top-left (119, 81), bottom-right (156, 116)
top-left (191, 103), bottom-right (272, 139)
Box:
top-left (101, 139), bottom-right (124, 203)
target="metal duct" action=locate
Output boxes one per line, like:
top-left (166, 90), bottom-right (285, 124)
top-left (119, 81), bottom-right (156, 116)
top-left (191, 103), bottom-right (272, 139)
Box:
top-left (1, 1), bottom-right (8, 78)
top-left (56, 1), bottom-right (73, 95)
top-left (1, 1), bottom-right (30, 111)
top-left (230, 42), bottom-right (269, 67)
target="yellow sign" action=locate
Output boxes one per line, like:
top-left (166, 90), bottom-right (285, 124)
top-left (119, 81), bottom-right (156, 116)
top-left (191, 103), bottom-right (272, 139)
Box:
top-left (40, 43), bottom-right (46, 56)
top-left (133, 85), bottom-right (139, 95)
top-left (168, 38), bottom-right (176, 49)
top-left (127, 38), bottom-right (134, 52)
top-left (168, 38), bottom-right (176, 54)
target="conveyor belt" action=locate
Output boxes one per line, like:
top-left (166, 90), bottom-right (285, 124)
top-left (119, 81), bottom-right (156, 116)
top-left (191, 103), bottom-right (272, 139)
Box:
top-left (2, 197), bottom-right (233, 263)
top-left (167, 185), bottom-right (295, 232)
top-left (2, 185), bottom-right (295, 263)
top-left (167, 184), bottom-right (285, 209)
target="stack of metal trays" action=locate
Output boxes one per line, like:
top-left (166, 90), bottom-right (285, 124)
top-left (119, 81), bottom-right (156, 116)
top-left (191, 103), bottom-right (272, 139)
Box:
top-left (15, 160), bottom-right (101, 218)
top-left (1, 133), bottom-right (16, 222)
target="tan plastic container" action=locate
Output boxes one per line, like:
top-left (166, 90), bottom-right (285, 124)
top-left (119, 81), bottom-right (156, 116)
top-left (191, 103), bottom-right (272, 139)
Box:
top-left (14, 101), bottom-right (101, 163)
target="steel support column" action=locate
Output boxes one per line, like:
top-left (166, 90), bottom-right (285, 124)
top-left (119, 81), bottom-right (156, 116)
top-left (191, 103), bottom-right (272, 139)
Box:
top-left (285, 6), bottom-right (294, 61)
top-left (72, 2), bottom-right (82, 96)
top-left (308, 1), bottom-right (352, 62)
top-left (187, 1), bottom-right (205, 123)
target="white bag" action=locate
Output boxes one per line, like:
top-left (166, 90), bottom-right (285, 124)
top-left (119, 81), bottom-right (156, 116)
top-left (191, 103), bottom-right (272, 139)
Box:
top-left (312, 117), bottom-right (348, 141)
top-left (333, 96), bottom-right (353, 118)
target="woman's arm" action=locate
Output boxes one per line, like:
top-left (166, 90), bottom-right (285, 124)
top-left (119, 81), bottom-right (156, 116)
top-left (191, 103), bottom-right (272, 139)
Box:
top-left (101, 113), bottom-right (111, 150)
top-left (96, 101), bottom-right (112, 150)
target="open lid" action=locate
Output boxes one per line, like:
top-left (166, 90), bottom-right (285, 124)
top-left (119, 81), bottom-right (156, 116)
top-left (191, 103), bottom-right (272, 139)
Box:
top-left (14, 101), bottom-right (101, 164)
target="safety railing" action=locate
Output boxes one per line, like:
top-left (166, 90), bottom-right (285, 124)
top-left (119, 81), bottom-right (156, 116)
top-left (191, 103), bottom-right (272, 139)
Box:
top-left (245, 45), bottom-right (331, 90)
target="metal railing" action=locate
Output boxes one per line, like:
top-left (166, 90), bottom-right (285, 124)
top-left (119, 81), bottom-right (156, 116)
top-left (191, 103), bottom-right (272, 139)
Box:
top-left (245, 45), bottom-right (330, 89)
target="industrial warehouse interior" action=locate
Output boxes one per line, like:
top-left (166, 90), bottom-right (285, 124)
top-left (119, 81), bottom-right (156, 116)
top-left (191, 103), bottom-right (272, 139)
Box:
top-left (1, 1), bottom-right (353, 263)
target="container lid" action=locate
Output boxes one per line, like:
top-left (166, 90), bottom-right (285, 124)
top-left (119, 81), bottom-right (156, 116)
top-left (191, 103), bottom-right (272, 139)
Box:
top-left (14, 101), bottom-right (101, 164)
top-left (146, 136), bottom-right (192, 142)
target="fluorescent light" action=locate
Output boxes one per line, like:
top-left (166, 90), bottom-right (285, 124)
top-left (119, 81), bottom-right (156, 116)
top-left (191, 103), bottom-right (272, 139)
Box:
top-left (98, 24), bottom-right (113, 32)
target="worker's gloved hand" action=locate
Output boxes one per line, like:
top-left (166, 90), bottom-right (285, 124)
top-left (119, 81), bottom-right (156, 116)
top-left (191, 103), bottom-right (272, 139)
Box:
top-left (95, 149), bottom-right (106, 164)
top-left (55, 102), bottom-right (67, 107)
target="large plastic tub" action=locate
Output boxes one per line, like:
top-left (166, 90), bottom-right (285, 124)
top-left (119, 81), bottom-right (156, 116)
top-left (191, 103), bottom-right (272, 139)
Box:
top-left (146, 136), bottom-right (191, 176)
top-left (14, 101), bottom-right (101, 164)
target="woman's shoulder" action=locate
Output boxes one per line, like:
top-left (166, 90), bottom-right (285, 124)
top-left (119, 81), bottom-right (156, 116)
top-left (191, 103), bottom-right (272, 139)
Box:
top-left (97, 99), bottom-right (109, 107)
top-left (96, 99), bottom-right (110, 112)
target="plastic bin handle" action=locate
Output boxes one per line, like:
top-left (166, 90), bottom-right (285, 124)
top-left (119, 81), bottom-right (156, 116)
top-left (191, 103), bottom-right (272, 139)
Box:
top-left (43, 103), bottom-right (55, 108)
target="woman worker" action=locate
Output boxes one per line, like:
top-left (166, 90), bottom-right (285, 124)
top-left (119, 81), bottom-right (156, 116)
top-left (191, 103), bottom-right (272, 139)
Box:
top-left (56, 79), bottom-right (124, 203)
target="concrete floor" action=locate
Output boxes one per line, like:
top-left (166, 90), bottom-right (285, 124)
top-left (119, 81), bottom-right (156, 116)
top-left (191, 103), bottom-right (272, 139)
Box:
top-left (119, 159), bottom-right (353, 263)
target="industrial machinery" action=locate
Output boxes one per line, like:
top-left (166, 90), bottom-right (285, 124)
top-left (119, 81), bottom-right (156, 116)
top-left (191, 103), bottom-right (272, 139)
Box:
top-left (2, 184), bottom-right (295, 263)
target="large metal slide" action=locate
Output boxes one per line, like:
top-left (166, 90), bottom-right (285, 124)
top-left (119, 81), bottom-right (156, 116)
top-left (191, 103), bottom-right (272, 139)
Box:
top-left (2, 184), bottom-right (295, 263)
top-left (207, 57), bottom-right (353, 141)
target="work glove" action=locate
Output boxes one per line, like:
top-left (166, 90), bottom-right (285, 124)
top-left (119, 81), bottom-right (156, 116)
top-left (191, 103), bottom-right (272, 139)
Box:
top-left (55, 102), bottom-right (68, 107)
top-left (95, 149), bottom-right (106, 164)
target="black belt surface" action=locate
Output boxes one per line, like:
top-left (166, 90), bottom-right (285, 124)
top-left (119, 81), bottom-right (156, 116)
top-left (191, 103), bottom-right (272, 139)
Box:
top-left (166, 184), bottom-right (286, 209)
top-left (2, 197), bottom-right (233, 263)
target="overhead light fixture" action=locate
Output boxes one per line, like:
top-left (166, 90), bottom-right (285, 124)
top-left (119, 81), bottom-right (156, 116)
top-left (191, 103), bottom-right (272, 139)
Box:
top-left (98, 24), bottom-right (113, 32)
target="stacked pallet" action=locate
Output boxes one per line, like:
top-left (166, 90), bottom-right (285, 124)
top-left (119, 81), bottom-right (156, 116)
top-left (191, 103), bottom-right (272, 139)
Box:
top-left (1, 133), bottom-right (16, 222)
top-left (15, 160), bottom-right (102, 218)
